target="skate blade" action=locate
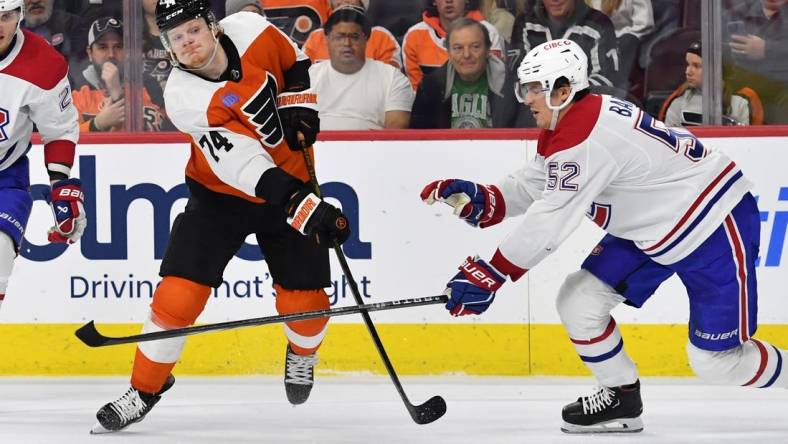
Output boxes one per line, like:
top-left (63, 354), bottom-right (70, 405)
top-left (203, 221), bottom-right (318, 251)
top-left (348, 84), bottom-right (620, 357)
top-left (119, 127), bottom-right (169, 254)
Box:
top-left (89, 422), bottom-right (114, 434)
top-left (561, 416), bottom-right (644, 434)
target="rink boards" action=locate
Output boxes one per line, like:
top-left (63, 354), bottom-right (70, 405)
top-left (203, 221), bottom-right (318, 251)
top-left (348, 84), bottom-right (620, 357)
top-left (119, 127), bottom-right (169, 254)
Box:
top-left (1, 129), bottom-right (787, 376)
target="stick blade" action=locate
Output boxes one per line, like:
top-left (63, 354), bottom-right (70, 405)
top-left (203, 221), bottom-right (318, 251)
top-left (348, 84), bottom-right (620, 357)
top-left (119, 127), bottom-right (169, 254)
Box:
top-left (410, 395), bottom-right (447, 425)
top-left (75, 321), bottom-right (109, 347)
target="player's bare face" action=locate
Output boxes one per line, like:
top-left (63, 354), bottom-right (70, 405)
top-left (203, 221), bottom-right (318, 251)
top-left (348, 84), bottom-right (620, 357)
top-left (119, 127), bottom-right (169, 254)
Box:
top-left (448, 25), bottom-right (488, 82)
top-left (0, 9), bottom-right (20, 54)
top-left (167, 18), bottom-right (215, 68)
top-left (436, 0), bottom-right (464, 22)
top-left (522, 82), bottom-right (551, 128)
top-left (685, 52), bottom-right (702, 89)
top-left (522, 82), bottom-right (570, 129)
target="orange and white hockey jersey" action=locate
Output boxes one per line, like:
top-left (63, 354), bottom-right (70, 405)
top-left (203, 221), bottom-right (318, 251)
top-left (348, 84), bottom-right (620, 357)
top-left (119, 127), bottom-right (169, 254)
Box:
top-left (402, 10), bottom-right (505, 90)
top-left (164, 12), bottom-right (315, 204)
top-left (302, 25), bottom-right (402, 68)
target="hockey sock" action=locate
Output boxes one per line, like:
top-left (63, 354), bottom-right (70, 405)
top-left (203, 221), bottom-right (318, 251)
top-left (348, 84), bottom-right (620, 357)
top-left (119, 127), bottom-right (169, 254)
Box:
top-left (275, 284), bottom-right (330, 355)
top-left (0, 233), bottom-right (16, 311)
top-left (131, 276), bottom-right (210, 394)
top-left (569, 316), bottom-right (639, 387)
top-left (688, 339), bottom-right (786, 388)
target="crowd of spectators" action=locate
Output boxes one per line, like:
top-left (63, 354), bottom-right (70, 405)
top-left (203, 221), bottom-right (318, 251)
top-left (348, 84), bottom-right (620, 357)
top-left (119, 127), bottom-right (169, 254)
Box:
top-left (27, 0), bottom-right (788, 132)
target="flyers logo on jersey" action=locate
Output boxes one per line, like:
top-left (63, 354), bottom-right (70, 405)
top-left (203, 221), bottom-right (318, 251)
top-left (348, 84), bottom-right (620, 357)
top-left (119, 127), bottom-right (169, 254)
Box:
top-left (241, 72), bottom-right (284, 148)
top-left (0, 107), bottom-right (9, 142)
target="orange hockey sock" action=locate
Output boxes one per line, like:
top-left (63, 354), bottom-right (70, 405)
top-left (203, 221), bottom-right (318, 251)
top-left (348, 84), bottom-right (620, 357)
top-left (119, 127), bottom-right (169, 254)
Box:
top-left (275, 284), bottom-right (330, 355)
top-left (131, 276), bottom-right (211, 394)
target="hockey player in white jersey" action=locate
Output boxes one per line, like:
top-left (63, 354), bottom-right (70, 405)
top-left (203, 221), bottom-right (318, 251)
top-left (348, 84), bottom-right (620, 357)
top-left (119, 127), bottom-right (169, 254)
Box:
top-left (0, 0), bottom-right (86, 309)
top-left (422, 39), bottom-right (787, 433)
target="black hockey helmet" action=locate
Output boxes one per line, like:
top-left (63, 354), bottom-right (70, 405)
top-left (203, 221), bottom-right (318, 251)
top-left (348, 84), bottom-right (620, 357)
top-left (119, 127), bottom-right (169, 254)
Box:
top-left (155, 0), bottom-right (213, 33)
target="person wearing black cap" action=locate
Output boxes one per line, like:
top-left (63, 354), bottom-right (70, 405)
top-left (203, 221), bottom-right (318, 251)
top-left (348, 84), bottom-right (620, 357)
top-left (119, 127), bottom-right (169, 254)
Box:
top-left (660, 40), bottom-right (763, 127)
top-left (71, 17), bottom-right (168, 132)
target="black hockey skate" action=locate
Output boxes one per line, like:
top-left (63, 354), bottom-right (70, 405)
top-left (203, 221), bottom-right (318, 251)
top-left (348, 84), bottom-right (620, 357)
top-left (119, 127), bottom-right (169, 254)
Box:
top-left (284, 344), bottom-right (318, 405)
top-left (90, 374), bottom-right (175, 434)
top-left (561, 379), bottom-right (643, 433)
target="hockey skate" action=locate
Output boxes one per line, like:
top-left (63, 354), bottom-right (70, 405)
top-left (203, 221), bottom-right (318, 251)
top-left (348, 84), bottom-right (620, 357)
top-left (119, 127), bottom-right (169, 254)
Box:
top-left (561, 379), bottom-right (643, 434)
top-left (284, 344), bottom-right (318, 405)
top-left (90, 374), bottom-right (175, 434)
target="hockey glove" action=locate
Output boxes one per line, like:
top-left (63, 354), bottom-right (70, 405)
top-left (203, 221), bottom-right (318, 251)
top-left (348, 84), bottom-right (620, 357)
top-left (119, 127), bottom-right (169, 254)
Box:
top-left (421, 179), bottom-right (505, 228)
top-left (444, 256), bottom-right (506, 316)
top-left (286, 186), bottom-right (350, 247)
top-left (278, 90), bottom-right (320, 150)
top-left (47, 178), bottom-right (87, 244)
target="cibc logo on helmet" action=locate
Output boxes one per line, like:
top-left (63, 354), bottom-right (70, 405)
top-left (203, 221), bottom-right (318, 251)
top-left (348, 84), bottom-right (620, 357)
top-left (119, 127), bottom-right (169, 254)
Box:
top-left (542, 40), bottom-right (573, 51)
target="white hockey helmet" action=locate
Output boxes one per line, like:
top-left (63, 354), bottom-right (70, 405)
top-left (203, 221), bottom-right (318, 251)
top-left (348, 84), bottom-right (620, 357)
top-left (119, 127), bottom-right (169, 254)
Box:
top-left (515, 39), bottom-right (589, 111)
top-left (0, 0), bottom-right (24, 33)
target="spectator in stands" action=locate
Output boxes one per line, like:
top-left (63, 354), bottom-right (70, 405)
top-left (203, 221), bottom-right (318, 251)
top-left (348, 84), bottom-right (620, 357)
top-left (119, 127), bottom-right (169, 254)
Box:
top-left (142, 0), bottom-right (171, 111)
top-left (22, 0), bottom-right (82, 63)
top-left (586, 0), bottom-right (654, 80)
top-left (480, 0), bottom-right (516, 43)
top-left (403, 0), bottom-right (505, 90)
top-left (264, 0), bottom-right (331, 45)
top-left (511, 0), bottom-right (622, 90)
top-left (309, 6), bottom-right (414, 129)
top-left (71, 17), bottom-right (167, 132)
top-left (55, 0), bottom-right (122, 65)
top-left (411, 17), bottom-right (509, 129)
top-left (661, 41), bottom-right (763, 127)
top-left (726, 0), bottom-right (788, 123)
top-left (225, 0), bottom-right (265, 15)
top-left (303, 0), bottom-right (401, 68)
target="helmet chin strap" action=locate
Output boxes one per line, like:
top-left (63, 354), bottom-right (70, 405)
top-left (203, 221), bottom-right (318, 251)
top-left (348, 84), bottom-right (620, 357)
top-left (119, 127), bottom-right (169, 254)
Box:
top-left (544, 86), bottom-right (577, 131)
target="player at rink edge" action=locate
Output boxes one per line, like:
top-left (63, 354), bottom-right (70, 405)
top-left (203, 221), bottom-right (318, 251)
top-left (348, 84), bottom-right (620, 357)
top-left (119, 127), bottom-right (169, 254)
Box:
top-left (0, 0), bottom-right (87, 310)
top-left (422, 38), bottom-right (787, 434)
top-left (91, 0), bottom-right (350, 434)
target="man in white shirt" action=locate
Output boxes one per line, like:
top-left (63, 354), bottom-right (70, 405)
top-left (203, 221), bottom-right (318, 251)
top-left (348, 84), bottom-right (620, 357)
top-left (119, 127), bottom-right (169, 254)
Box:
top-left (308, 6), bottom-right (414, 130)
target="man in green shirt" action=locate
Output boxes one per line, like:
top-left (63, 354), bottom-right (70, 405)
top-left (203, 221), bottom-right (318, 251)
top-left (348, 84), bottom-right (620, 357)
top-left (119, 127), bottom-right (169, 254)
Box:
top-left (411, 17), bottom-right (510, 129)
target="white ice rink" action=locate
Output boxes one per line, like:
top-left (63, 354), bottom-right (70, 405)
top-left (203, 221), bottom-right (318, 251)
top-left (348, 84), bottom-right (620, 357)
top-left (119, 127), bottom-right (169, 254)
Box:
top-left (0, 376), bottom-right (785, 444)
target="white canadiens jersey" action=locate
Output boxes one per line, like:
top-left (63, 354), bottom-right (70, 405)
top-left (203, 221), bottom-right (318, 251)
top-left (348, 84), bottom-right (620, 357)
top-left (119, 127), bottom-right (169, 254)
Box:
top-left (0, 29), bottom-right (78, 171)
top-left (497, 94), bottom-right (752, 269)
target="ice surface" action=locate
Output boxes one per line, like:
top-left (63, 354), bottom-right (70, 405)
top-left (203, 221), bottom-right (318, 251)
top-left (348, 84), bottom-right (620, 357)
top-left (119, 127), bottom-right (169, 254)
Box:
top-left (0, 376), bottom-right (785, 443)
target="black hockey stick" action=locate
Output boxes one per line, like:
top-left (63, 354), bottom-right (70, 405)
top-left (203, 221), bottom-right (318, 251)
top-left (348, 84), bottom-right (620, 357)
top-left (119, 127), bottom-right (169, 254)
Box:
top-left (300, 146), bottom-right (447, 425)
top-left (74, 294), bottom-right (447, 347)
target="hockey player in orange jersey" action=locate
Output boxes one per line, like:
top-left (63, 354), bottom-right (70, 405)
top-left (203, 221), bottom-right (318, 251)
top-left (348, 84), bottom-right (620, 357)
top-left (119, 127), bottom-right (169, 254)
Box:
top-left (91, 0), bottom-right (350, 434)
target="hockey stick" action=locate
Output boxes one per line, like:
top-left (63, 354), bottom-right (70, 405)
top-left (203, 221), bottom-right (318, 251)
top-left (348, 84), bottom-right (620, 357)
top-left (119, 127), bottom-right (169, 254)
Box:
top-left (300, 146), bottom-right (447, 425)
top-left (74, 294), bottom-right (447, 347)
